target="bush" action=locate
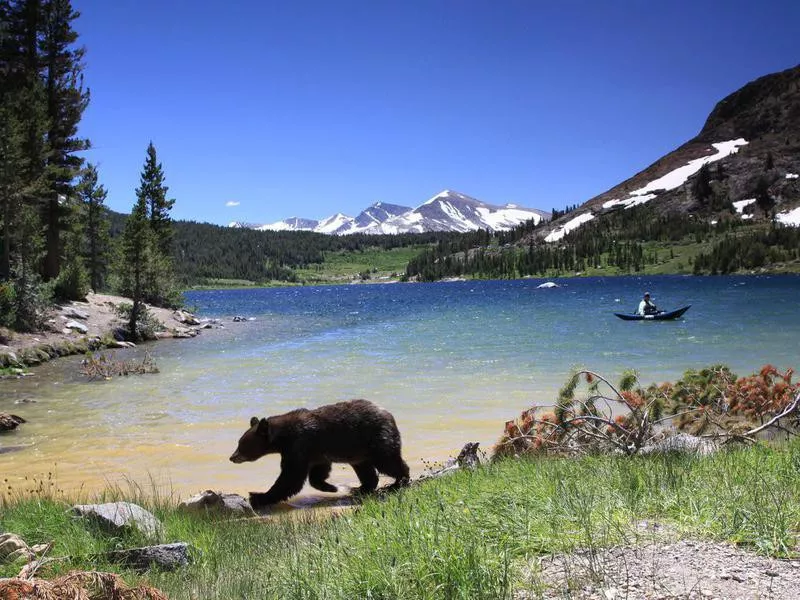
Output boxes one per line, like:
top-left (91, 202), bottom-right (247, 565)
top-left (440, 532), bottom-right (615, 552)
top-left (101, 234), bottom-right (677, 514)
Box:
top-left (113, 302), bottom-right (163, 341)
top-left (0, 281), bottom-right (15, 328)
top-left (494, 365), bottom-right (800, 459)
top-left (52, 256), bottom-right (90, 302)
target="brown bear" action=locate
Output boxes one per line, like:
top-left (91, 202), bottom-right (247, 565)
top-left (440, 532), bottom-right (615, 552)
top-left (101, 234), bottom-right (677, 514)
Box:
top-left (230, 399), bottom-right (410, 508)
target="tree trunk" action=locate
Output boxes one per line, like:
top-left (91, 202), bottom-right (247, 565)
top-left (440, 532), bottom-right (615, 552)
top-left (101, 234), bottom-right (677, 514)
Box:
top-left (43, 195), bottom-right (60, 280)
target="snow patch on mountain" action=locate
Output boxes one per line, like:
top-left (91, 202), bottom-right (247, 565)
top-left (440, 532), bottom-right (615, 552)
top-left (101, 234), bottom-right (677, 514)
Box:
top-left (601, 139), bottom-right (748, 212)
top-left (550, 139), bottom-right (749, 242)
top-left (777, 207), bottom-right (800, 226)
top-left (733, 199), bottom-right (756, 214)
top-left (544, 212), bottom-right (595, 242)
top-left (631, 138), bottom-right (748, 197)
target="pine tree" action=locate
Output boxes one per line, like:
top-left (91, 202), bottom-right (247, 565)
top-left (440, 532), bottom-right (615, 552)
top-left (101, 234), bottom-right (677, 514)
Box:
top-left (139, 141), bottom-right (174, 256)
top-left (40, 0), bottom-right (90, 281)
top-left (765, 151), bottom-right (774, 171)
top-left (77, 163), bottom-right (109, 292)
top-left (755, 176), bottom-right (774, 216)
top-left (133, 142), bottom-right (178, 306)
top-left (52, 194), bottom-right (88, 300)
top-left (692, 163), bottom-right (712, 205)
top-left (119, 191), bottom-right (152, 341)
top-left (1, 0), bottom-right (50, 328)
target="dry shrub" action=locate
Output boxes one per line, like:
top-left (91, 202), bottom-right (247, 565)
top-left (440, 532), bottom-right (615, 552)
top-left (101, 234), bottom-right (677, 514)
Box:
top-left (80, 352), bottom-right (159, 381)
top-left (0, 571), bottom-right (168, 600)
top-left (494, 364), bottom-right (800, 459)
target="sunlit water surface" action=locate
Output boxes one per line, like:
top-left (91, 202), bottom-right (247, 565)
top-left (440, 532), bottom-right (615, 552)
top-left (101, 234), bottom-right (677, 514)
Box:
top-left (1, 275), bottom-right (798, 501)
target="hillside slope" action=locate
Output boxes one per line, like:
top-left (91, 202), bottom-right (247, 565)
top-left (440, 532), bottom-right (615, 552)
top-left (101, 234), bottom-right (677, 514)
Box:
top-left (535, 63), bottom-right (800, 242)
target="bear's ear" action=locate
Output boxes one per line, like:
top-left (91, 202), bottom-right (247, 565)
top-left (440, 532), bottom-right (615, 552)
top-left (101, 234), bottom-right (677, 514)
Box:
top-left (255, 417), bottom-right (271, 438)
top-left (249, 416), bottom-right (259, 428)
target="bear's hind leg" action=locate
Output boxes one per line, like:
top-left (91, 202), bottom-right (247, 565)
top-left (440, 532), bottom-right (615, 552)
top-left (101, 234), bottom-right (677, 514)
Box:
top-left (375, 454), bottom-right (411, 490)
top-left (309, 462), bottom-right (338, 493)
top-left (352, 462), bottom-right (379, 493)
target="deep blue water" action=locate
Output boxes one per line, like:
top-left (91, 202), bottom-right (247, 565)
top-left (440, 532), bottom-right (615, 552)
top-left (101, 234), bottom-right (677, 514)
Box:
top-left (2, 275), bottom-right (799, 496)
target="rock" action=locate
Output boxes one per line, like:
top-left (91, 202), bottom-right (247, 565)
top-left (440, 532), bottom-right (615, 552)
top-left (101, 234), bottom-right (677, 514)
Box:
top-left (172, 328), bottom-right (198, 338)
top-left (232, 315), bottom-right (247, 322)
top-left (419, 442), bottom-right (482, 480)
top-left (0, 533), bottom-right (32, 564)
top-left (178, 490), bottom-right (256, 517)
top-left (0, 413), bottom-right (25, 432)
top-left (455, 441), bottom-right (481, 468)
top-left (0, 351), bottom-right (21, 368)
top-left (61, 306), bottom-right (90, 320)
top-left (64, 320), bottom-right (88, 334)
top-left (639, 432), bottom-right (720, 456)
top-left (537, 281), bottom-right (560, 289)
top-left (107, 542), bottom-right (192, 572)
top-left (109, 340), bottom-right (136, 348)
top-left (173, 310), bottom-right (200, 326)
top-left (70, 502), bottom-right (163, 539)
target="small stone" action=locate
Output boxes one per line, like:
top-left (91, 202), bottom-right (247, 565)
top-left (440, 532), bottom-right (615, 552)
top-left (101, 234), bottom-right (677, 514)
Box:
top-left (765, 570), bottom-right (779, 577)
top-left (64, 320), bottom-right (88, 334)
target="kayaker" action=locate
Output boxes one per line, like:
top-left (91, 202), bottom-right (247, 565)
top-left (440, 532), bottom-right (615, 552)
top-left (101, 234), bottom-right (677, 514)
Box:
top-left (637, 292), bottom-right (659, 315)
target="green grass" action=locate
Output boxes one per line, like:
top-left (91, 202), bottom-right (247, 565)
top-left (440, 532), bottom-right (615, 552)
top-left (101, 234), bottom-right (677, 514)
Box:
top-left (294, 246), bottom-right (425, 284)
top-left (3, 443), bottom-right (799, 598)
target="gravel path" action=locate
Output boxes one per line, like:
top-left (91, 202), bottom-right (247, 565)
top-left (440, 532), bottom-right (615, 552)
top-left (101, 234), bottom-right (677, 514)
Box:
top-left (519, 538), bottom-right (800, 599)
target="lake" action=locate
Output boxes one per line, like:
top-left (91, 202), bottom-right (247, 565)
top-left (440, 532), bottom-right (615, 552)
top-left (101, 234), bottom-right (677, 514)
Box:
top-left (1, 275), bottom-right (798, 502)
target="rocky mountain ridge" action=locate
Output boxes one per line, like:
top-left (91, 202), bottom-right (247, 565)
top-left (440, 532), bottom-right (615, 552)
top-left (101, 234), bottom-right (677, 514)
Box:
top-left (533, 63), bottom-right (800, 243)
top-left (229, 191), bottom-right (549, 235)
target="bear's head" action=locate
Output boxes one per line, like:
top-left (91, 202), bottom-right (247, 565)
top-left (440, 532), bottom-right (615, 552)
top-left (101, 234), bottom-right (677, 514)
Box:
top-left (230, 416), bottom-right (276, 463)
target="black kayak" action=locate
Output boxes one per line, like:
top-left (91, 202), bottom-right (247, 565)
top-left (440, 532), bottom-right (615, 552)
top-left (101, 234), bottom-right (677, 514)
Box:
top-left (614, 305), bottom-right (691, 321)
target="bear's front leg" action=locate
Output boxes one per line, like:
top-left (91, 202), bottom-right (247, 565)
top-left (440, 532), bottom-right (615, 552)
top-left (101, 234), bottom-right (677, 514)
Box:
top-left (250, 455), bottom-right (309, 509)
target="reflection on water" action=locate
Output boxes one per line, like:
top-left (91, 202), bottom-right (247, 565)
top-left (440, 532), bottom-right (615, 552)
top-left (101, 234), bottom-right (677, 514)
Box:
top-left (1, 275), bottom-right (799, 501)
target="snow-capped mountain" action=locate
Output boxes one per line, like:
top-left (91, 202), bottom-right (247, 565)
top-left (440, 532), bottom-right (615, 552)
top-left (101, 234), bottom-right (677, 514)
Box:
top-left (229, 191), bottom-right (549, 235)
top-left (383, 190), bottom-right (548, 234)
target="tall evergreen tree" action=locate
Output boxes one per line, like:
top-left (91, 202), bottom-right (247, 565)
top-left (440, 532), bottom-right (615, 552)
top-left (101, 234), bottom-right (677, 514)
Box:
top-left (1, 0), bottom-right (50, 328)
top-left (77, 162), bottom-right (109, 291)
top-left (134, 141), bottom-right (178, 307)
top-left (119, 190), bottom-right (152, 341)
top-left (139, 141), bottom-right (174, 256)
top-left (40, 0), bottom-right (89, 280)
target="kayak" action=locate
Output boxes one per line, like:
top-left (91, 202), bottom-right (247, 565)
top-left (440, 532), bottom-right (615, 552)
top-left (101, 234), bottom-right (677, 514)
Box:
top-left (614, 305), bottom-right (691, 321)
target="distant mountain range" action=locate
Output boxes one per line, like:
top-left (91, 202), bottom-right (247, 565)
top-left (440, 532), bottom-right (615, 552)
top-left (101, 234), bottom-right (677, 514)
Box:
top-left (229, 190), bottom-right (550, 235)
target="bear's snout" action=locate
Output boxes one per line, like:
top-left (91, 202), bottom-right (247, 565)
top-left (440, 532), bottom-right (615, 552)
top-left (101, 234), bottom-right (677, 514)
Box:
top-left (229, 450), bottom-right (246, 463)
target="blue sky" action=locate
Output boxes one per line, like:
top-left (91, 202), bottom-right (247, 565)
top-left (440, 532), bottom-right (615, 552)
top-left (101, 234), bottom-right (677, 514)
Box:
top-left (73, 0), bottom-right (799, 226)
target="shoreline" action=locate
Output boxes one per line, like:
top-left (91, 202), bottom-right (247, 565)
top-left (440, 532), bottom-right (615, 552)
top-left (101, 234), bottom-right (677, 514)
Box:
top-left (0, 293), bottom-right (208, 373)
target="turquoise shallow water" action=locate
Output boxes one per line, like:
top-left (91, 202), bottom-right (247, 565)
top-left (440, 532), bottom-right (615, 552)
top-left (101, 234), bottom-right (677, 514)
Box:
top-left (1, 275), bottom-right (798, 499)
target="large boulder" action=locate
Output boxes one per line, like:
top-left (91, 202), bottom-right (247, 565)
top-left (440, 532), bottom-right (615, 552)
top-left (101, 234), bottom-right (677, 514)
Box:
top-left (173, 310), bottom-right (200, 326)
top-left (639, 432), bottom-right (720, 456)
top-left (0, 413), bottom-right (25, 432)
top-left (107, 542), bottom-right (192, 572)
top-left (178, 490), bottom-right (256, 517)
top-left (61, 306), bottom-right (90, 320)
top-left (63, 320), bottom-right (88, 334)
top-left (70, 502), bottom-right (163, 539)
top-left (0, 533), bottom-right (32, 564)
